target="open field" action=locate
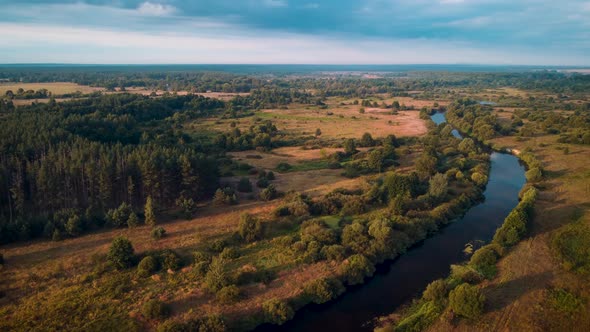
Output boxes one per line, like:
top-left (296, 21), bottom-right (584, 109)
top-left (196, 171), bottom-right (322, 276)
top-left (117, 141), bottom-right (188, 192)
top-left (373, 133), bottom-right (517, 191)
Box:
top-left (0, 82), bottom-right (103, 95)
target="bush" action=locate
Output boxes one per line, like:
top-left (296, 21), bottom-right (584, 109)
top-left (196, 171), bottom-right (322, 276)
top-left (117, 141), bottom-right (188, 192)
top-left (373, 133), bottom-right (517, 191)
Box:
top-left (141, 299), bottom-right (170, 320)
top-left (321, 245), bottom-right (346, 261)
top-left (266, 171), bottom-right (276, 180)
top-left (525, 167), bottom-right (543, 182)
top-left (204, 257), bottom-right (230, 292)
top-left (256, 177), bottom-right (270, 188)
top-left (260, 185), bottom-right (278, 201)
top-left (151, 227), bottom-right (166, 240)
top-left (137, 256), bottom-right (158, 277)
top-left (276, 162), bottom-right (292, 172)
top-left (303, 278), bottom-right (345, 304)
top-left (422, 279), bottom-right (448, 303)
top-left (262, 299), bottom-right (294, 325)
top-left (238, 213), bottom-right (263, 243)
top-left (237, 177), bottom-right (253, 193)
top-left (216, 285), bottom-right (242, 304)
top-left (107, 236), bottom-right (135, 270)
top-left (341, 254), bottom-right (375, 285)
top-left (161, 250), bottom-right (181, 271)
top-left (448, 283), bottom-right (485, 319)
top-left (469, 246), bottom-right (498, 278)
top-left (127, 212), bottom-right (139, 228)
top-left (219, 247), bottom-right (240, 259)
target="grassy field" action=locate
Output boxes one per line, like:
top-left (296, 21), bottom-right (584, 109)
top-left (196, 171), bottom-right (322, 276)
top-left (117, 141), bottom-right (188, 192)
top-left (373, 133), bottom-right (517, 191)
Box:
top-left (0, 82), bottom-right (103, 95)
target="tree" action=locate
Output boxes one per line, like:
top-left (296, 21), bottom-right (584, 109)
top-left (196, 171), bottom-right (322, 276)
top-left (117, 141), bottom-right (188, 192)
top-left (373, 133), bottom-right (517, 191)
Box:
top-left (416, 154), bottom-right (438, 177)
top-left (216, 285), bottom-right (242, 304)
top-left (340, 254), bottom-right (375, 285)
top-left (525, 167), bottom-right (543, 183)
top-left (151, 227), bottom-right (166, 240)
top-left (303, 278), bottom-right (345, 304)
top-left (449, 283), bottom-right (485, 319)
top-left (260, 184), bottom-right (278, 201)
top-left (423, 279), bottom-right (448, 303)
top-left (458, 138), bottom-right (476, 155)
top-left (262, 299), bottom-right (294, 325)
top-left (238, 213), bottom-right (263, 242)
top-left (360, 132), bottom-right (375, 147)
top-left (315, 128), bottom-right (322, 137)
top-left (65, 214), bottom-right (82, 237)
top-left (108, 236), bottom-right (135, 270)
top-left (344, 138), bottom-right (357, 155)
top-left (145, 196), bottom-right (156, 226)
top-left (176, 197), bottom-right (196, 219)
top-left (204, 257), bottom-right (230, 292)
top-left (428, 173), bottom-right (448, 202)
top-left (137, 255), bottom-right (158, 277)
top-left (237, 177), bottom-right (253, 193)
top-left (127, 212), bottom-right (139, 228)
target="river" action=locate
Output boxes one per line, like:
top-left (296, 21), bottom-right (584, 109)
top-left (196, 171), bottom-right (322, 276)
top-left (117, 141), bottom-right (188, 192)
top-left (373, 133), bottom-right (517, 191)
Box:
top-left (256, 112), bottom-right (525, 332)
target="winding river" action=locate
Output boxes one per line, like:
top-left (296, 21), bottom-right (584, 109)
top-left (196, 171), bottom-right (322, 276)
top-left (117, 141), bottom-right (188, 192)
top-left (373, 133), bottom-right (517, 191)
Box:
top-left (256, 113), bottom-right (526, 332)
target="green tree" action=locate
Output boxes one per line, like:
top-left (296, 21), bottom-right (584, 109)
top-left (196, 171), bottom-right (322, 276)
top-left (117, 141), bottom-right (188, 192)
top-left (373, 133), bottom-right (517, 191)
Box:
top-left (428, 173), bottom-right (448, 202)
top-left (142, 299), bottom-right (170, 320)
top-left (238, 213), bottom-right (263, 242)
top-left (344, 138), bottom-right (357, 155)
top-left (145, 196), bottom-right (156, 226)
top-left (449, 283), bottom-right (485, 319)
top-left (340, 254), bottom-right (375, 285)
top-left (303, 278), bottom-right (345, 304)
top-left (127, 212), bottom-right (139, 228)
top-left (423, 279), bottom-right (448, 303)
top-left (108, 236), bottom-right (135, 270)
top-left (204, 257), bottom-right (230, 292)
top-left (262, 299), bottom-right (294, 325)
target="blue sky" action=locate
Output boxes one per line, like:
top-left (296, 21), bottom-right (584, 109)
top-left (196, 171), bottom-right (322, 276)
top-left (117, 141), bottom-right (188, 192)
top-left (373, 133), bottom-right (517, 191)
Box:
top-left (0, 0), bottom-right (589, 65)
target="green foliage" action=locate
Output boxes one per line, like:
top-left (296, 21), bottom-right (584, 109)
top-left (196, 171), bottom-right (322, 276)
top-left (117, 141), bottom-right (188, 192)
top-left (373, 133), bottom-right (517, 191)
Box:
top-left (340, 254), bottom-right (375, 285)
top-left (552, 220), bottom-right (590, 274)
top-left (107, 236), bottom-right (135, 270)
top-left (213, 187), bottom-right (238, 206)
top-left (360, 132), bottom-right (375, 147)
top-left (260, 184), bottom-right (278, 201)
top-left (422, 279), bottom-right (448, 303)
top-left (525, 167), bottom-right (543, 183)
top-left (238, 213), bottom-right (263, 243)
top-left (469, 245), bottom-right (499, 278)
top-left (216, 285), bottom-right (242, 304)
top-left (107, 203), bottom-right (132, 228)
top-left (262, 299), bottom-right (294, 325)
top-left (547, 288), bottom-right (583, 315)
top-left (127, 212), bottom-right (139, 228)
top-left (161, 250), bottom-right (181, 271)
top-left (394, 301), bottom-right (443, 332)
top-left (175, 197), bottom-right (196, 219)
top-left (302, 277), bottom-right (345, 304)
top-left (428, 173), bottom-right (448, 202)
top-left (219, 247), bottom-right (240, 259)
top-left (151, 227), bottom-right (167, 240)
top-left (145, 196), bottom-right (156, 226)
top-left (448, 283), bottom-right (485, 319)
top-left (137, 255), bottom-right (158, 277)
top-left (204, 257), bottom-right (230, 292)
top-left (344, 138), bottom-right (357, 155)
top-left (65, 214), bottom-right (82, 236)
top-left (141, 299), bottom-right (170, 320)
top-left (276, 162), bottom-right (292, 172)
top-left (470, 172), bottom-right (488, 187)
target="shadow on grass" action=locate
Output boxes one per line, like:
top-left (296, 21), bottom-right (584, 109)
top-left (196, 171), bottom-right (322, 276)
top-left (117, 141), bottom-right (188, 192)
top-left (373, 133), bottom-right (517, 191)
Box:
top-left (483, 271), bottom-right (553, 312)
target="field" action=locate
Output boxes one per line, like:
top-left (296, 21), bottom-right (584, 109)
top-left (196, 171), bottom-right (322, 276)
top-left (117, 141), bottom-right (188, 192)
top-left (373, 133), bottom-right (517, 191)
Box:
top-left (0, 82), bottom-right (103, 95)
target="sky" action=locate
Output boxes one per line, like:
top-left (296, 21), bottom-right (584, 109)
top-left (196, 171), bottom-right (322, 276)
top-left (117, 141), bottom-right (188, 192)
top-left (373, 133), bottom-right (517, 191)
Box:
top-left (0, 0), bottom-right (589, 65)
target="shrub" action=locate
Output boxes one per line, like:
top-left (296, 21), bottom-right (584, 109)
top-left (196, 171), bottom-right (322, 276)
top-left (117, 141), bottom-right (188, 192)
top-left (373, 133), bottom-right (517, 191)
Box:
top-left (341, 254), bottom-right (375, 285)
top-left (470, 172), bottom-right (488, 187)
top-left (216, 285), bottom-right (242, 304)
top-left (238, 213), bottom-right (263, 243)
top-left (204, 257), bottom-right (230, 292)
top-left (176, 197), bottom-right (196, 219)
top-left (106, 203), bottom-right (132, 227)
top-left (552, 221), bottom-right (590, 274)
top-left (525, 167), bottom-right (543, 182)
top-left (161, 250), bottom-right (181, 271)
top-left (127, 212), bottom-right (139, 228)
top-left (256, 177), bottom-right (270, 188)
top-left (151, 227), bottom-right (166, 240)
top-left (266, 171), bottom-right (276, 180)
top-left (469, 246), bottom-right (498, 277)
top-left (237, 177), bottom-right (253, 193)
top-left (422, 279), bottom-right (448, 303)
top-left (260, 185), bottom-right (278, 201)
top-left (303, 278), bottom-right (345, 304)
top-left (262, 299), bottom-right (294, 325)
top-left (219, 247), bottom-right (240, 259)
top-left (107, 236), bottom-right (135, 270)
top-left (145, 196), bottom-right (157, 226)
top-left (276, 162), bottom-right (292, 172)
top-left (321, 245), bottom-right (346, 261)
top-left (137, 256), bottom-right (158, 277)
top-left (448, 283), bottom-right (485, 319)
top-left (141, 299), bottom-right (170, 320)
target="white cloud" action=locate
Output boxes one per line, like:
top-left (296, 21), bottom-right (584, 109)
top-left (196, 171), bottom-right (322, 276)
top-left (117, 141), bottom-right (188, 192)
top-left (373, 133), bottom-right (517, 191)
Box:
top-left (439, 0), bottom-right (466, 4)
top-left (136, 2), bottom-right (176, 16)
top-left (264, 0), bottom-right (288, 8)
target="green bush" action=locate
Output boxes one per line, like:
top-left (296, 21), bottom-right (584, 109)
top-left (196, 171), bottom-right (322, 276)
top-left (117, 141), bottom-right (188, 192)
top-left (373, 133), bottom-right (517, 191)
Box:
top-left (141, 299), bottom-right (170, 320)
top-left (422, 279), bottom-right (448, 303)
top-left (394, 301), bottom-right (443, 332)
top-left (238, 213), bottom-right (263, 243)
top-left (276, 162), bottom-right (292, 172)
top-left (448, 283), bottom-right (485, 319)
top-left (552, 221), bottom-right (590, 274)
top-left (340, 254), bottom-right (375, 285)
top-left (303, 278), bottom-right (345, 304)
top-left (219, 247), bottom-right (240, 259)
top-left (321, 244), bottom-right (346, 261)
top-left (469, 246), bottom-right (499, 278)
top-left (216, 285), bottom-right (242, 304)
top-left (260, 185), bottom-right (278, 201)
top-left (137, 256), bottom-right (158, 277)
top-left (525, 167), bottom-right (543, 182)
top-left (151, 227), bottom-right (166, 240)
top-left (160, 250), bottom-right (181, 271)
top-left (107, 236), bottom-right (135, 270)
top-left (204, 257), bottom-right (230, 292)
top-left (262, 299), bottom-right (294, 325)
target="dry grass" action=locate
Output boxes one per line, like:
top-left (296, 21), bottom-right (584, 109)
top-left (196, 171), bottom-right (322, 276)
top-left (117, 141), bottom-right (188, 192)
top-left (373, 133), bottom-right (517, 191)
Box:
top-left (0, 82), bottom-right (102, 95)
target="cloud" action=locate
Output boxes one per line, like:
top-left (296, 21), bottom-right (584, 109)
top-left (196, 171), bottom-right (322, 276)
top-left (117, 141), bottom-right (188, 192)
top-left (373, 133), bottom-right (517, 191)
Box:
top-left (264, 0), bottom-right (288, 8)
top-left (136, 2), bottom-right (177, 16)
